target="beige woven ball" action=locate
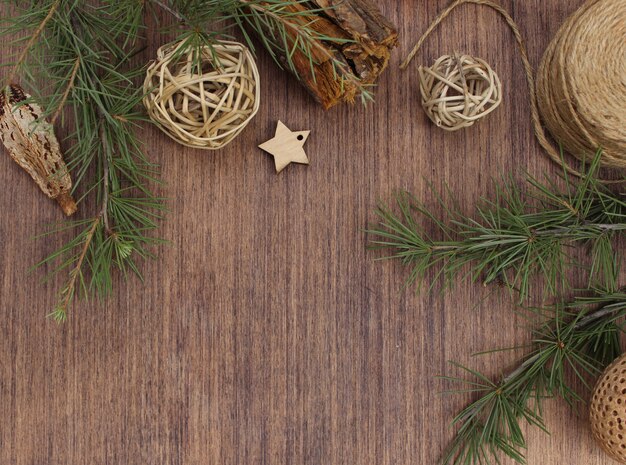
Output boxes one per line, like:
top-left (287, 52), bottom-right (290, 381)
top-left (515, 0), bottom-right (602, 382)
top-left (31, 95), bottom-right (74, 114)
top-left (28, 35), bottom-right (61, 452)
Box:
top-left (418, 54), bottom-right (502, 131)
top-left (143, 40), bottom-right (260, 150)
top-left (590, 353), bottom-right (626, 463)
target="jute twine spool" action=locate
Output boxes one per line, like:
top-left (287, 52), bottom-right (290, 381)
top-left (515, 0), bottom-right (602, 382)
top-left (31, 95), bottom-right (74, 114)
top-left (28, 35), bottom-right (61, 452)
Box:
top-left (418, 54), bottom-right (502, 131)
top-left (402, 0), bottom-right (626, 176)
top-left (590, 353), bottom-right (626, 463)
top-left (143, 40), bottom-right (260, 150)
top-left (538, 0), bottom-right (626, 170)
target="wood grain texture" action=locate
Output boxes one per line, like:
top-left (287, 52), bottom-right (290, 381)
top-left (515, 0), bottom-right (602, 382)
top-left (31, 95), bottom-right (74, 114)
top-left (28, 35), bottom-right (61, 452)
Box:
top-left (0, 1), bottom-right (616, 464)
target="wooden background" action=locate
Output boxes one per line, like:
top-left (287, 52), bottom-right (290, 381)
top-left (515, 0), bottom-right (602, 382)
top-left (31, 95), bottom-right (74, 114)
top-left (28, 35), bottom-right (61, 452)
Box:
top-left (0, 1), bottom-right (618, 464)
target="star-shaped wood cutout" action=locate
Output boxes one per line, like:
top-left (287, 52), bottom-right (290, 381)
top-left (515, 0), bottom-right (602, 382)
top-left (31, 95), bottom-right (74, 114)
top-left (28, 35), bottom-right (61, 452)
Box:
top-left (258, 120), bottom-right (310, 173)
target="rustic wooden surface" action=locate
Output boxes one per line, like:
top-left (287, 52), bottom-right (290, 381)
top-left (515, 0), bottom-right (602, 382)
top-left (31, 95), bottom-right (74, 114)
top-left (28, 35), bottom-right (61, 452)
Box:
top-left (0, 1), bottom-right (617, 464)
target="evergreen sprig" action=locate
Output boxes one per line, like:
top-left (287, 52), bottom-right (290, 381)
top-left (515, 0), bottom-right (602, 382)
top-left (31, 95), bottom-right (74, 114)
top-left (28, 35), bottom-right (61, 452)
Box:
top-left (368, 153), bottom-right (625, 302)
top-left (2, 0), bottom-right (163, 321)
top-left (441, 289), bottom-right (626, 465)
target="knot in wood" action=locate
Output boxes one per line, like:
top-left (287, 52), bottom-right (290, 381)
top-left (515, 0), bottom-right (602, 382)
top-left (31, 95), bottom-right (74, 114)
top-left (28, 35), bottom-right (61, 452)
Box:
top-left (143, 40), bottom-right (260, 150)
top-left (418, 54), bottom-right (502, 131)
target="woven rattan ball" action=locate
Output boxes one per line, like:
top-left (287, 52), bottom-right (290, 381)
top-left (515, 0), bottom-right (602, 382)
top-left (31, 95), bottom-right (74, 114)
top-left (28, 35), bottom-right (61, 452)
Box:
top-left (143, 40), bottom-right (260, 150)
top-left (590, 353), bottom-right (626, 463)
top-left (418, 54), bottom-right (502, 131)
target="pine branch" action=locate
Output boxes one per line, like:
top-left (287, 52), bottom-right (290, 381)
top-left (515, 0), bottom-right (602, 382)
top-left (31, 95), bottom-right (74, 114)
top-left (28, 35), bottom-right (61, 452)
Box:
top-left (4, 0), bottom-right (60, 84)
top-left (441, 289), bottom-right (626, 465)
top-left (50, 56), bottom-right (80, 124)
top-left (368, 152), bottom-right (626, 302)
top-left (98, 116), bottom-right (112, 235)
top-left (49, 217), bottom-right (100, 322)
top-left (2, 1), bottom-right (164, 319)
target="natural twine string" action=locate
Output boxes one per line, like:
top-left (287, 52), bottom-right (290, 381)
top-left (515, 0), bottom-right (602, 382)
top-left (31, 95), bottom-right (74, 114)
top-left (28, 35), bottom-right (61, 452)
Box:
top-left (401, 0), bottom-right (626, 177)
top-left (537, 0), bottom-right (625, 170)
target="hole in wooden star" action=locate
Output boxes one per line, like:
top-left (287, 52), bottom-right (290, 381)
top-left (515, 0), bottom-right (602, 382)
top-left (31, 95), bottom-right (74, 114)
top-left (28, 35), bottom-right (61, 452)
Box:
top-left (297, 135), bottom-right (304, 141)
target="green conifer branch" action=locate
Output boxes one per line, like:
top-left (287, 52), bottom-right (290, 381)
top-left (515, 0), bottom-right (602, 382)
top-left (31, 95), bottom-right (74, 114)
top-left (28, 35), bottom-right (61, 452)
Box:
top-left (368, 152), bottom-right (625, 302)
top-left (2, 1), bottom-right (163, 320)
top-left (441, 289), bottom-right (626, 465)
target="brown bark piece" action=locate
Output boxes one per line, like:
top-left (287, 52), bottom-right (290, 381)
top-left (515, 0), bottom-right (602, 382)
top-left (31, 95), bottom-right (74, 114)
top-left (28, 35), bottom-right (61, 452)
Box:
top-left (257, 0), bottom-right (398, 109)
top-left (0, 84), bottom-right (76, 215)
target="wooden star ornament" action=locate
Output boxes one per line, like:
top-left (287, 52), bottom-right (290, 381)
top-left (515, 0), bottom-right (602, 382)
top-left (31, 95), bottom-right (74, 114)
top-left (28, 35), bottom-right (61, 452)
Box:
top-left (258, 120), bottom-right (310, 173)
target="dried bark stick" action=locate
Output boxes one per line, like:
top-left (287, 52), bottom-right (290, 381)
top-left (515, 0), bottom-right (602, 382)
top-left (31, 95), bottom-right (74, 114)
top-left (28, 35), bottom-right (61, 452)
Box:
top-left (257, 0), bottom-right (398, 109)
top-left (0, 84), bottom-right (76, 215)
top-left (313, 0), bottom-right (398, 75)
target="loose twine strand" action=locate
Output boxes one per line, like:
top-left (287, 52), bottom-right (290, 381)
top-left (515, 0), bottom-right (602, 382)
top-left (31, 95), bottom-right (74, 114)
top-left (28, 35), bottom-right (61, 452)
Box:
top-left (401, 0), bottom-right (624, 180)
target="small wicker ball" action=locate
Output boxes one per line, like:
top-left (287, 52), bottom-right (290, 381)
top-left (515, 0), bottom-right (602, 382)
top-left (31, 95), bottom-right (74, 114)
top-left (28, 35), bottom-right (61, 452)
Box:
top-left (418, 54), bottom-right (502, 131)
top-left (590, 353), bottom-right (626, 463)
top-left (143, 40), bottom-right (260, 150)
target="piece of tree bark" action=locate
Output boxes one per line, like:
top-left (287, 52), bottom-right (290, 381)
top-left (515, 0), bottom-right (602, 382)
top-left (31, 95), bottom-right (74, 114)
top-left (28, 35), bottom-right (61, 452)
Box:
top-left (0, 84), bottom-right (77, 215)
top-left (258, 0), bottom-right (398, 109)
